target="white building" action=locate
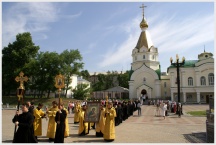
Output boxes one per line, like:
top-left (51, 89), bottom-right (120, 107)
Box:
top-left (66, 75), bottom-right (91, 98)
top-left (129, 9), bottom-right (214, 103)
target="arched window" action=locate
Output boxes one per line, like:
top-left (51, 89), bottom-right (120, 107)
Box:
top-left (208, 73), bottom-right (214, 85)
top-left (200, 76), bottom-right (206, 86)
top-left (152, 55), bottom-right (154, 60)
top-left (188, 77), bottom-right (193, 86)
top-left (164, 82), bottom-right (166, 87)
top-left (143, 55), bottom-right (145, 59)
top-left (143, 77), bottom-right (146, 83)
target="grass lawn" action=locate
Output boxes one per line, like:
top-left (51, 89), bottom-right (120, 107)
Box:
top-left (186, 111), bottom-right (206, 116)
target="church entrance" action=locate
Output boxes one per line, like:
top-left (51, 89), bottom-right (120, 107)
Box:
top-left (141, 89), bottom-right (147, 95)
top-left (141, 89), bottom-right (148, 104)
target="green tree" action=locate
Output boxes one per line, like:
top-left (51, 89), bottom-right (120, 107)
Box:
top-left (117, 71), bottom-right (130, 89)
top-left (92, 73), bottom-right (106, 91)
top-left (60, 49), bottom-right (84, 98)
top-left (80, 70), bottom-right (90, 80)
top-left (72, 84), bottom-right (90, 100)
top-left (25, 51), bottom-right (62, 98)
top-left (2, 32), bottom-right (39, 95)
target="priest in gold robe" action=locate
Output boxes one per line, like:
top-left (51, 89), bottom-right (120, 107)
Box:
top-left (78, 104), bottom-right (89, 136)
top-left (74, 101), bottom-right (81, 124)
top-left (95, 104), bottom-right (106, 137)
top-left (103, 102), bottom-right (116, 142)
top-left (46, 101), bottom-right (58, 142)
top-left (33, 103), bottom-right (46, 140)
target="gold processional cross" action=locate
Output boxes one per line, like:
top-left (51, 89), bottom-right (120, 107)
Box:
top-left (15, 71), bottom-right (28, 100)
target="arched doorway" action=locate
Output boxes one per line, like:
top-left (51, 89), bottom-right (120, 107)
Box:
top-left (141, 89), bottom-right (147, 95)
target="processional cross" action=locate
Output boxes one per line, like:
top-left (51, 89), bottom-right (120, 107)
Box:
top-left (15, 71), bottom-right (28, 100)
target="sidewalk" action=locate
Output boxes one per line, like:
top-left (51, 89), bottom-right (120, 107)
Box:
top-left (2, 104), bottom-right (208, 143)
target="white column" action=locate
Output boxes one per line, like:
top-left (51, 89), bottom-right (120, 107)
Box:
top-left (171, 90), bottom-right (174, 101)
top-left (129, 80), bottom-right (134, 99)
top-left (195, 71), bottom-right (200, 87)
top-left (181, 71), bottom-right (186, 86)
top-left (183, 92), bottom-right (186, 103)
top-left (197, 92), bottom-right (200, 103)
top-left (155, 80), bottom-right (161, 98)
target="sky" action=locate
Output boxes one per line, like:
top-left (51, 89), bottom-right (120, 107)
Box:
top-left (2, 2), bottom-right (215, 74)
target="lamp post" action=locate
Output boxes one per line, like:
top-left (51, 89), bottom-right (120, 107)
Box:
top-left (170, 54), bottom-right (185, 116)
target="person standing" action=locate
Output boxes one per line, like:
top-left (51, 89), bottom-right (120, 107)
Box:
top-left (74, 101), bottom-right (81, 124)
top-left (33, 103), bottom-right (46, 140)
top-left (63, 104), bottom-right (69, 137)
top-left (12, 102), bottom-right (37, 143)
top-left (78, 105), bottom-right (89, 136)
top-left (137, 100), bottom-right (141, 116)
top-left (95, 104), bottom-right (106, 137)
top-left (54, 104), bottom-right (67, 143)
top-left (162, 103), bottom-right (167, 119)
top-left (103, 102), bottom-right (116, 142)
top-left (46, 101), bottom-right (58, 142)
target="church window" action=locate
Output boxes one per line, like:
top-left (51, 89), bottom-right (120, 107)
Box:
top-left (152, 55), bottom-right (154, 60)
top-left (164, 82), bottom-right (167, 87)
top-left (200, 76), bottom-right (206, 86)
top-left (188, 77), bottom-right (193, 86)
top-left (143, 78), bottom-right (146, 83)
top-left (208, 73), bottom-right (214, 85)
top-left (164, 91), bottom-right (167, 96)
top-left (143, 55), bottom-right (145, 59)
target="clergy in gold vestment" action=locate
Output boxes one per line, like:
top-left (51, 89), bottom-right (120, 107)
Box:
top-left (33, 103), bottom-right (46, 138)
top-left (74, 102), bottom-right (81, 124)
top-left (78, 105), bottom-right (89, 136)
top-left (95, 105), bottom-right (106, 137)
top-left (46, 101), bottom-right (58, 141)
top-left (103, 102), bottom-right (116, 142)
top-left (63, 107), bottom-right (69, 137)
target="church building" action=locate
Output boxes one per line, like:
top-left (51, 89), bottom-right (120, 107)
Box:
top-left (129, 5), bottom-right (214, 103)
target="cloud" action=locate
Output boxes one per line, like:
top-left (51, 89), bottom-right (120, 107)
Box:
top-left (97, 12), bottom-right (214, 72)
top-left (2, 3), bottom-right (82, 47)
top-left (98, 17), bottom-right (140, 67)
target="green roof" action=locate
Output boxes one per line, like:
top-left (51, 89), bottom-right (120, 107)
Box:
top-left (167, 60), bottom-right (198, 73)
top-left (155, 68), bottom-right (161, 80)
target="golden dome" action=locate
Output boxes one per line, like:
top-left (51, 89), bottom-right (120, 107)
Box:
top-left (140, 18), bottom-right (148, 28)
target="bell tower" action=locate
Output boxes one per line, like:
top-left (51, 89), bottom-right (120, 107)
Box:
top-left (131, 4), bottom-right (160, 71)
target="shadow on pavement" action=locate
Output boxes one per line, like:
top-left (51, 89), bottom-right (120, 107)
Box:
top-left (2, 140), bottom-right (13, 143)
top-left (73, 139), bottom-right (104, 143)
top-left (183, 132), bottom-right (206, 143)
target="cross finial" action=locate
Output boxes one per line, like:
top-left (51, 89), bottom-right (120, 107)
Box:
top-left (15, 71), bottom-right (28, 90)
top-left (140, 4), bottom-right (147, 18)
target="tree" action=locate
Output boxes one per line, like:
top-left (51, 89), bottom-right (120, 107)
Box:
top-left (2, 32), bottom-right (39, 95)
top-left (80, 70), bottom-right (90, 80)
top-left (72, 84), bottom-right (90, 100)
top-left (60, 49), bottom-right (84, 98)
top-left (117, 71), bottom-right (129, 89)
top-left (24, 51), bottom-right (62, 98)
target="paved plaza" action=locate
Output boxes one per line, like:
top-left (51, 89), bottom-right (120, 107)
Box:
top-left (2, 104), bottom-right (208, 143)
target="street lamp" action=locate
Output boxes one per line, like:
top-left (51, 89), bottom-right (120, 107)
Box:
top-left (170, 54), bottom-right (185, 116)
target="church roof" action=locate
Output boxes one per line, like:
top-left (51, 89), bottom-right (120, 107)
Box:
top-left (135, 31), bottom-right (153, 49)
top-left (155, 68), bottom-right (161, 80)
top-left (167, 60), bottom-right (198, 73)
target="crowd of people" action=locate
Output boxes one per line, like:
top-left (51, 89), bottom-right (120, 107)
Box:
top-left (12, 98), bottom-right (182, 143)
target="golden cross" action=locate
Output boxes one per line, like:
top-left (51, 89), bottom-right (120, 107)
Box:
top-left (15, 71), bottom-right (28, 90)
top-left (140, 4), bottom-right (147, 17)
